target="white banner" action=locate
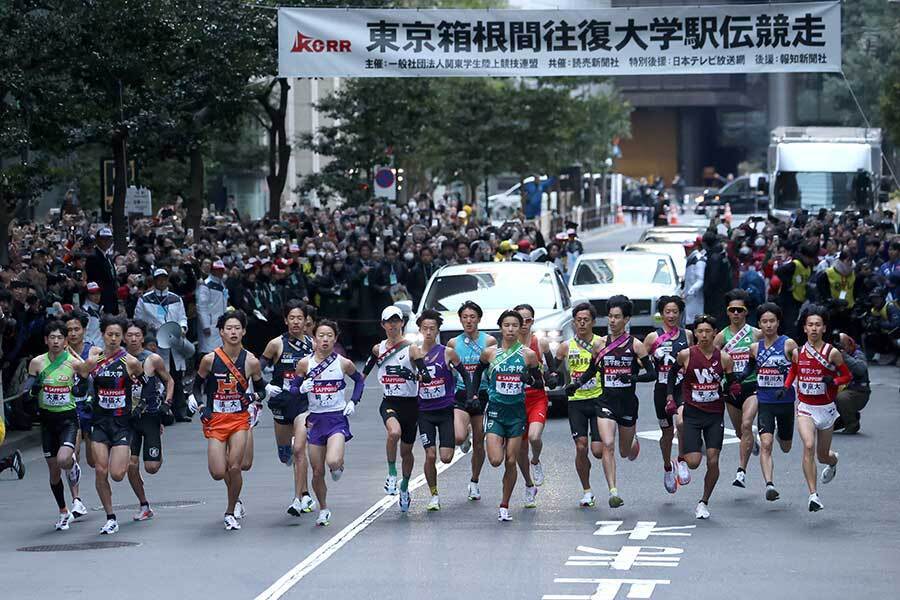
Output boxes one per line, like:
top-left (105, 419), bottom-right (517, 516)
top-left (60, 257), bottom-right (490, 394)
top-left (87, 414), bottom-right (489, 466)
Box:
top-left (278, 2), bottom-right (840, 78)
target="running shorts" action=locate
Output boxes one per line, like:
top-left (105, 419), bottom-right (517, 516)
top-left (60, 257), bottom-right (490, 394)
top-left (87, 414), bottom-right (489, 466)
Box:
top-left (76, 402), bottom-right (92, 435)
top-left (130, 413), bottom-right (163, 462)
top-left (40, 411), bottom-right (78, 458)
top-left (202, 412), bottom-right (250, 443)
top-left (484, 402), bottom-right (526, 439)
top-left (418, 407), bottom-right (455, 449)
top-left (567, 400), bottom-right (601, 442)
top-left (91, 414), bottom-right (132, 448)
top-left (268, 391), bottom-right (310, 426)
top-left (380, 396), bottom-right (419, 445)
top-left (725, 381), bottom-right (757, 410)
top-left (306, 411), bottom-right (352, 446)
top-left (757, 403), bottom-right (794, 442)
top-left (454, 389), bottom-right (487, 416)
top-left (796, 401), bottom-right (838, 431)
top-left (653, 383), bottom-right (682, 428)
top-left (596, 391), bottom-right (638, 428)
top-left (681, 405), bottom-right (725, 453)
top-left (524, 388), bottom-right (548, 430)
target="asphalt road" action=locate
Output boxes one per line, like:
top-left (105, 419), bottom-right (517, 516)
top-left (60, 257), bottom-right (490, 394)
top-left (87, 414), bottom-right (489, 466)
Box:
top-left (2, 218), bottom-right (899, 600)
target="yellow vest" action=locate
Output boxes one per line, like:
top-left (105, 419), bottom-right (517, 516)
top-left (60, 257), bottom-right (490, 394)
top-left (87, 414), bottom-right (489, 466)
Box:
top-left (825, 268), bottom-right (855, 308)
top-left (791, 259), bottom-right (811, 303)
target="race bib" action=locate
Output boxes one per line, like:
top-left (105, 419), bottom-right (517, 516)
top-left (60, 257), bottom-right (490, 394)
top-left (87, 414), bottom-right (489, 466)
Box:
top-left (603, 366), bottom-right (630, 388)
top-left (691, 383), bottom-right (719, 404)
top-left (571, 370), bottom-right (597, 391)
top-left (757, 367), bottom-right (785, 388)
top-left (799, 380), bottom-right (825, 396)
top-left (98, 388), bottom-right (126, 410)
top-left (213, 398), bottom-right (243, 413)
top-left (420, 380), bottom-right (446, 400)
top-left (43, 385), bottom-right (71, 407)
top-left (495, 373), bottom-right (523, 396)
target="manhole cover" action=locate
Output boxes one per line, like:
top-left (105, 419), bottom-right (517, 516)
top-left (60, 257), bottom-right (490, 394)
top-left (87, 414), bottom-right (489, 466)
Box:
top-left (92, 499), bottom-right (203, 511)
top-left (18, 541), bottom-right (140, 552)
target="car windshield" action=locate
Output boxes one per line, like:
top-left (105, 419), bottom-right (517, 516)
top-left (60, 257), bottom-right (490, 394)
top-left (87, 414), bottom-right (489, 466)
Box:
top-left (422, 268), bottom-right (558, 312)
top-left (773, 171), bottom-right (870, 211)
top-left (572, 256), bottom-right (673, 286)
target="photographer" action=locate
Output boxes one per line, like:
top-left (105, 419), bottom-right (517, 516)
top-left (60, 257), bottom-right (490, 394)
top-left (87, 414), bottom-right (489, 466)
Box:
top-left (862, 289), bottom-right (900, 364)
top-left (832, 334), bottom-right (871, 435)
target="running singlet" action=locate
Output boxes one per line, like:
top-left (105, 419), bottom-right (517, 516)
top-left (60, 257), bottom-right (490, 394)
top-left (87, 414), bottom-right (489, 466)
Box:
top-left (681, 346), bottom-right (725, 413)
top-left (93, 350), bottom-right (133, 417)
top-left (454, 332), bottom-right (488, 392)
top-left (601, 335), bottom-right (636, 393)
top-left (652, 327), bottom-right (688, 386)
top-left (722, 325), bottom-right (756, 382)
top-left (204, 349), bottom-right (249, 414)
top-left (132, 350), bottom-right (164, 413)
top-left (487, 343), bottom-right (526, 406)
top-left (795, 343), bottom-right (837, 406)
top-left (39, 353), bottom-right (76, 413)
top-left (272, 334), bottom-right (312, 392)
top-left (418, 344), bottom-right (455, 410)
top-left (377, 340), bottom-right (419, 397)
top-left (756, 336), bottom-right (794, 404)
top-left (566, 336), bottom-right (602, 401)
top-left (307, 353), bottom-right (347, 414)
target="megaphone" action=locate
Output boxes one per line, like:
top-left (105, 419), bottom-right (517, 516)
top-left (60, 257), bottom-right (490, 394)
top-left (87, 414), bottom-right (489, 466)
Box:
top-left (156, 321), bottom-right (195, 359)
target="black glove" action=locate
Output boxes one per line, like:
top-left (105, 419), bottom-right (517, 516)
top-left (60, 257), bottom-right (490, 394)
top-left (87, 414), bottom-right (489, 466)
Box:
top-left (617, 373), bottom-right (632, 385)
top-left (822, 375), bottom-right (835, 387)
top-left (545, 372), bottom-right (560, 389)
top-left (565, 382), bottom-right (579, 396)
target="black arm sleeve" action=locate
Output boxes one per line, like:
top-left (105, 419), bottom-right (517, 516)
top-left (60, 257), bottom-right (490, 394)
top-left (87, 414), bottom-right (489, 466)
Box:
top-left (414, 357), bottom-right (432, 383)
top-left (362, 354), bottom-right (378, 377)
top-left (452, 360), bottom-right (472, 392)
top-left (192, 375), bottom-right (206, 403)
top-left (521, 366), bottom-right (545, 389)
top-left (259, 356), bottom-right (271, 372)
top-left (635, 354), bottom-right (657, 383)
top-left (573, 358), bottom-right (600, 388)
top-left (666, 362), bottom-right (681, 398)
top-left (470, 360), bottom-right (489, 397)
top-left (736, 354), bottom-right (757, 383)
top-left (542, 350), bottom-right (559, 375)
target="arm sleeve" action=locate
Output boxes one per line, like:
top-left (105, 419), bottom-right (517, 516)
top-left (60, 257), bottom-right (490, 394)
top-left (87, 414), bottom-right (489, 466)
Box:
top-left (521, 366), bottom-right (544, 389)
top-left (413, 357), bottom-right (432, 383)
top-left (470, 360), bottom-right (489, 396)
top-left (349, 370), bottom-right (365, 404)
top-left (635, 354), bottom-right (657, 383)
top-left (25, 375), bottom-right (41, 401)
top-left (362, 354), bottom-right (378, 377)
top-left (573, 358), bottom-right (600, 388)
top-left (784, 361), bottom-right (797, 389)
top-left (289, 374), bottom-right (305, 395)
top-left (832, 362), bottom-right (852, 387)
top-left (666, 362), bottom-right (681, 398)
top-left (452, 361), bottom-right (471, 392)
top-left (737, 354), bottom-right (757, 383)
top-left (542, 350), bottom-right (559, 375)
top-left (192, 375), bottom-right (206, 402)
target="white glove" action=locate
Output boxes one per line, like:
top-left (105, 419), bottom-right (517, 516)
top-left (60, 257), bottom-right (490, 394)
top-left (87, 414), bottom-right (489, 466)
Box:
top-left (187, 394), bottom-right (199, 414)
top-left (264, 384), bottom-right (282, 401)
top-left (248, 403), bottom-right (261, 428)
top-left (342, 402), bottom-right (356, 417)
top-left (299, 378), bottom-right (315, 394)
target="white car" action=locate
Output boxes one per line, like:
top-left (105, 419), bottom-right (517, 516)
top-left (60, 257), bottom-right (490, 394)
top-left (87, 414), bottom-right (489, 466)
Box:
top-left (622, 242), bottom-right (687, 284)
top-left (567, 252), bottom-right (681, 335)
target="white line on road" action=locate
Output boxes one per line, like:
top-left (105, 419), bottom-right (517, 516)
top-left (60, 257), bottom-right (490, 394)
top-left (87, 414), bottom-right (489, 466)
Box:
top-left (254, 448), bottom-right (466, 600)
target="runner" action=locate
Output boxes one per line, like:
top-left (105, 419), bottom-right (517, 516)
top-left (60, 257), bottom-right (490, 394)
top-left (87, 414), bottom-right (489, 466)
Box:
top-left (363, 306), bottom-right (431, 512)
top-left (76, 315), bottom-right (145, 535)
top-left (261, 300), bottom-right (315, 517)
top-left (666, 314), bottom-right (736, 519)
top-left (733, 303), bottom-right (797, 502)
top-left (292, 320), bottom-right (364, 526)
top-left (25, 321), bottom-right (85, 530)
top-left (551, 302), bottom-right (604, 508)
top-left (125, 320), bottom-right (175, 522)
top-left (63, 309), bottom-right (93, 518)
top-left (783, 305), bottom-right (851, 512)
top-left (446, 300), bottom-right (496, 501)
top-left (713, 289), bottom-right (762, 489)
top-left (471, 309), bottom-right (543, 522)
top-left (415, 309), bottom-right (471, 511)
top-left (0, 414), bottom-right (26, 479)
top-left (188, 310), bottom-right (267, 530)
top-left (566, 295), bottom-right (656, 508)
top-left (643, 296), bottom-right (694, 494)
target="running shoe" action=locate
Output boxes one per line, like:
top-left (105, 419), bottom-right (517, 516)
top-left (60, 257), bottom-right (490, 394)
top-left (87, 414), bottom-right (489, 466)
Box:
top-left (524, 486), bottom-right (538, 508)
top-left (808, 493), bottom-right (824, 512)
top-left (608, 489), bottom-right (624, 508)
top-left (224, 514), bottom-right (241, 531)
top-left (460, 430), bottom-right (472, 454)
top-left (822, 452), bottom-right (839, 484)
top-left (467, 481), bottom-right (481, 501)
top-left (765, 484), bottom-right (780, 502)
top-left (299, 494), bottom-right (315, 513)
top-left (426, 495), bottom-right (441, 511)
top-left (384, 475), bottom-right (398, 495)
top-left (330, 466), bottom-right (344, 482)
top-left (579, 491), bottom-right (595, 508)
top-left (752, 433), bottom-right (760, 456)
top-left (99, 518), bottom-right (119, 535)
top-left (497, 507), bottom-right (512, 522)
top-left (664, 466), bottom-right (678, 494)
top-left (247, 403), bottom-right (260, 428)
top-left (12, 450), bottom-right (25, 480)
top-left (732, 468), bottom-right (746, 488)
top-left (67, 462), bottom-right (81, 486)
top-left (234, 500), bottom-right (246, 519)
top-left (133, 505), bottom-right (154, 521)
top-left (676, 458), bottom-right (691, 486)
top-left (287, 497), bottom-right (305, 517)
top-left (531, 461), bottom-right (545, 486)
top-left (55, 511), bottom-right (73, 531)
top-left (399, 489), bottom-right (411, 513)
top-left (628, 438), bottom-right (640, 461)
top-left (694, 501), bottom-right (710, 520)
top-left (316, 509), bottom-right (331, 526)
top-left (71, 498), bottom-right (88, 519)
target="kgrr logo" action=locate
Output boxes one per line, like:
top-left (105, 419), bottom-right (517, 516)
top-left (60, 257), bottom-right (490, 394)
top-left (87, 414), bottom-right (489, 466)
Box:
top-left (291, 31), bottom-right (351, 53)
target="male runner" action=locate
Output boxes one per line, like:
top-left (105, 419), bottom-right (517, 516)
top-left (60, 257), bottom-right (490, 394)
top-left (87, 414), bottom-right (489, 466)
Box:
top-left (25, 321), bottom-right (85, 530)
top-left (76, 315), bottom-right (146, 535)
top-left (551, 302), bottom-right (604, 507)
top-left (666, 314), bottom-right (736, 519)
top-left (363, 306), bottom-right (431, 512)
top-left (261, 300), bottom-right (314, 517)
top-left (189, 310), bottom-right (266, 530)
top-left (783, 305), bottom-right (850, 512)
top-left (125, 320), bottom-right (174, 522)
top-left (713, 289), bottom-right (762, 489)
top-left (643, 296), bottom-right (693, 494)
top-left (293, 320), bottom-right (365, 526)
top-left (447, 300), bottom-right (496, 501)
top-left (734, 303), bottom-right (797, 502)
top-left (471, 310), bottom-right (543, 522)
top-left (64, 309), bottom-right (93, 518)
top-left (416, 309), bottom-right (471, 511)
top-left (567, 296), bottom-right (656, 508)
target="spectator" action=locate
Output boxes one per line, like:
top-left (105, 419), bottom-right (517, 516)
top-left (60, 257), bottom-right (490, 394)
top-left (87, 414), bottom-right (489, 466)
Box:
top-left (196, 260), bottom-right (228, 354)
top-left (82, 282), bottom-right (103, 347)
top-left (84, 227), bottom-right (118, 314)
top-left (683, 237), bottom-right (706, 323)
top-left (833, 335), bottom-right (870, 434)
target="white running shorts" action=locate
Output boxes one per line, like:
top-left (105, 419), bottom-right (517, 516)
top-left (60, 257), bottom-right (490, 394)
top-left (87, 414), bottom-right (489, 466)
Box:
top-left (796, 401), bottom-right (838, 431)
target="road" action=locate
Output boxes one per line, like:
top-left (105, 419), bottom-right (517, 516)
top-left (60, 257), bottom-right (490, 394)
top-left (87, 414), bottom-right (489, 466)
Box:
top-left (2, 218), bottom-right (899, 600)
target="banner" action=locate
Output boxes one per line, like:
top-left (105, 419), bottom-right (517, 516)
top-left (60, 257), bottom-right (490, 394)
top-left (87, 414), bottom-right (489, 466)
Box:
top-left (278, 2), bottom-right (840, 78)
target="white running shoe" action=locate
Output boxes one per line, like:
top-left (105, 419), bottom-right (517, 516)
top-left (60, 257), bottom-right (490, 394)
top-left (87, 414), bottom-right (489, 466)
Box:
top-left (460, 430), bottom-right (472, 454)
top-left (676, 458), bottom-right (692, 486)
top-left (133, 505), bottom-right (154, 521)
top-left (579, 491), bottom-right (595, 508)
top-left (531, 461), bottom-right (545, 486)
top-left (55, 511), bottom-right (73, 531)
top-left (808, 493), bottom-right (824, 512)
top-left (384, 475), bottom-right (398, 495)
top-left (765, 484), bottom-right (780, 502)
top-left (467, 481), bottom-right (481, 501)
top-left (399, 489), bottom-right (411, 512)
top-left (822, 452), bottom-right (839, 484)
top-left (299, 495), bottom-right (315, 513)
top-left (67, 462), bottom-right (81, 486)
top-left (732, 469), bottom-right (747, 488)
top-left (71, 498), bottom-right (88, 519)
top-left (664, 467), bottom-right (677, 494)
top-left (694, 501), bottom-right (710, 520)
top-left (316, 509), bottom-right (331, 526)
top-left (287, 497), bottom-right (304, 517)
top-left (224, 514), bottom-right (241, 530)
top-left (234, 500), bottom-right (245, 519)
top-left (99, 518), bottom-right (119, 535)
top-left (498, 507), bottom-right (512, 522)
top-left (426, 495), bottom-right (441, 511)
top-left (331, 466), bottom-right (344, 482)
top-left (523, 486), bottom-right (538, 508)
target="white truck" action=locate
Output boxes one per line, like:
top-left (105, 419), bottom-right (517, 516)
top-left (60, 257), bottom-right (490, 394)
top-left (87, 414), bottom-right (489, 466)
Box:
top-left (767, 126), bottom-right (882, 219)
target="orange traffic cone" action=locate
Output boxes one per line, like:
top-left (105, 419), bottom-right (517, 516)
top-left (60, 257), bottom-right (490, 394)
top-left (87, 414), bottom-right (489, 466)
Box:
top-left (615, 205), bottom-right (625, 225)
top-left (724, 203), bottom-right (733, 226)
top-left (668, 203), bottom-right (679, 225)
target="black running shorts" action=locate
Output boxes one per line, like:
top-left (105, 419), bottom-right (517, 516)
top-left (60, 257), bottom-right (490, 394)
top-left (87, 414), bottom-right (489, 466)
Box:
top-left (380, 396), bottom-right (419, 445)
top-left (567, 399), bottom-right (601, 442)
top-left (130, 413), bottom-right (163, 462)
top-left (681, 405), bottom-right (725, 454)
top-left (757, 402), bottom-right (794, 442)
top-left (454, 389), bottom-right (487, 416)
top-left (417, 406), bottom-right (455, 449)
top-left (92, 414), bottom-right (133, 448)
top-left (596, 390), bottom-right (638, 428)
top-left (40, 411), bottom-right (78, 458)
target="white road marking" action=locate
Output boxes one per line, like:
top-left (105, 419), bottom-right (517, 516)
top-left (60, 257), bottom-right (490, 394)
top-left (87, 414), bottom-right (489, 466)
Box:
top-left (636, 426), bottom-right (752, 446)
top-left (254, 448), bottom-right (466, 600)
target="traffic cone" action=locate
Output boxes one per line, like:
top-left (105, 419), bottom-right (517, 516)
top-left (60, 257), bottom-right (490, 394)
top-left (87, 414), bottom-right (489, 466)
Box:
top-left (668, 203), bottom-right (679, 225)
top-left (615, 205), bottom-right (625, 225)
top-left (724, 203), bottom-right (733, 225)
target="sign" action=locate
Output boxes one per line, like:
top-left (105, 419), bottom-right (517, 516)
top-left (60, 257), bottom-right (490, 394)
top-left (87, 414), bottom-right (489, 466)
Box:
top-left (278, 2), bottom-right (841, 78)
top-left (100, 159), bottom-right (137, 214)
top-left (125, 186), bottom-right (152, 216)
top-left (374, 165), bottom-right (396, 200)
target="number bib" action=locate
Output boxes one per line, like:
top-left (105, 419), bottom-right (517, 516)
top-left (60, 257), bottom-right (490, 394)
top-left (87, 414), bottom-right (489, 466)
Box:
top-left (419, 368), bottom-right (447, 400)
top-left (571, 370), bottom-right (598, 391)
top-left (213, 398), bottom-right (244, 413)
top-left (798, 380), bottom-right (826, 396)
top-left (729, 351), bottom-right (749, 374)
top-left (603, 366), bottom-right (631, 388)
top-left (312, 381), bottom-right (344, 409)
top-left (757, 367), bottom-right (785, 388)
top-left (691, 383), bottom-right (720, 404)
top-left (98, 388), bottom-right (126, 410)
top-left (495, 373), bottom-right (523, 396)
top-left (42, 385), bottom-right (71, 408)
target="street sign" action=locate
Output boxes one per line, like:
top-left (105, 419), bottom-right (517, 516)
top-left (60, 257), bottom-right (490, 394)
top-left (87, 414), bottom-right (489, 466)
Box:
top-left (125, 186), bottom-right (152, 216)
top-left (374, 166), bottom-right (396, 200)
